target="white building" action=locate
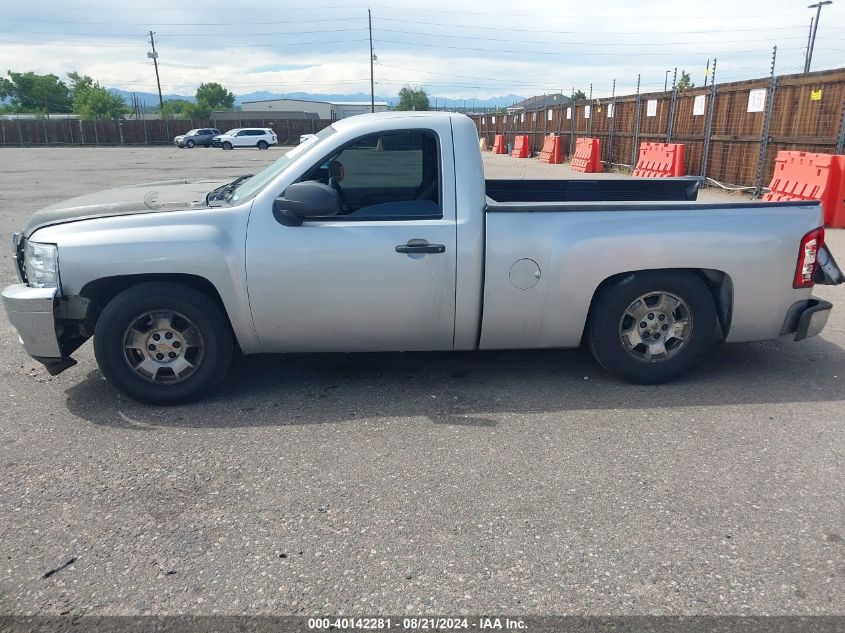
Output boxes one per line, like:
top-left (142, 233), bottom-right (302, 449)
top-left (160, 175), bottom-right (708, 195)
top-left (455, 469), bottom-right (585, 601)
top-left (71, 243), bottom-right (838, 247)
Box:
top-left (240, 98), bottom-right (389, 120)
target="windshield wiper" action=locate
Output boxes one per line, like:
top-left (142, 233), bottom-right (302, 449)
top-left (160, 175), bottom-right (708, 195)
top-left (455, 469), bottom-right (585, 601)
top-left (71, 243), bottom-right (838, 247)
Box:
top-left (206, 174), bottom-right (253, 206)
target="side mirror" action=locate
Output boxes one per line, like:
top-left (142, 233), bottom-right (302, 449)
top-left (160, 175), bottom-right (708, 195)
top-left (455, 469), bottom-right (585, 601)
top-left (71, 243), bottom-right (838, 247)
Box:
top-left (273, 181), bottom-right (341, 226)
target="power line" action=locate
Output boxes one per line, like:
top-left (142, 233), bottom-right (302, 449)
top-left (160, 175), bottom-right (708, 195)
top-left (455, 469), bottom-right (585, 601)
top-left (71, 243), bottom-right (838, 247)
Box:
top-left (374, 39), bottom-right (803, 57)
top-left (373, 27), bottom-right (808, 46)
top-left (8, 27), bottom-right (368, 37)
top-left (374, 16), bottom-right (812, 36)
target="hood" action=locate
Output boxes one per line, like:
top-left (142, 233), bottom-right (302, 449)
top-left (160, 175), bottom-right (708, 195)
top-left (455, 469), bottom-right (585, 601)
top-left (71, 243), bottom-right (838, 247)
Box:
top-left (23, 179), bottom-right (225, 238)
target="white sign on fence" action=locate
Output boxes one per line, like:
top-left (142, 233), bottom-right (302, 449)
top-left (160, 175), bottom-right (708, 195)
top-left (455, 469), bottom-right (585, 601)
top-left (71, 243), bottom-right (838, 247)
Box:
top-left (607, 103), bottom-right (614, 118)
top-left (532, 112), bottom-right (537, 122)
top-left (481, 117), bottom-right (486, 124)
top-left (584, 106), bottom-right (591, 119)
top-left (693, 94), bottom-right (706, 116)
top-left (646, 99), bottom-right (658, 117)
top-left (521, 113), bottom-right (525, 123)
top-left (566, 107), bottom-right (572, 120)
top-left (747, 88), bottom-right (767, 112)
top-left (547, 109), bottom-right (553, 121)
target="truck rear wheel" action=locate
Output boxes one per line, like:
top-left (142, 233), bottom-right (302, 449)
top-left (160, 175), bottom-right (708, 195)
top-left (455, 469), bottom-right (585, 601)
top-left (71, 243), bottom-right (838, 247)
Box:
top-left (93, 282), bottom-right (233, 404)
top-left (587, 271), bottom-right (717, 384)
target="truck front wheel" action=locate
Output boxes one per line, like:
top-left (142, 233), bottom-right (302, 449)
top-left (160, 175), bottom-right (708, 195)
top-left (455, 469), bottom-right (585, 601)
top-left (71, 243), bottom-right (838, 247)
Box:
top-left (93, 282), bottom-right (233, 404)
top-left (587, 271), bottom-right (717, 384)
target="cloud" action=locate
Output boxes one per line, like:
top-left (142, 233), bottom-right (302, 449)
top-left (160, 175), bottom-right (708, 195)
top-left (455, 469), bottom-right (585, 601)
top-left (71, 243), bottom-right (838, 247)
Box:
top-left (1, 0), bottom-right (842, 99)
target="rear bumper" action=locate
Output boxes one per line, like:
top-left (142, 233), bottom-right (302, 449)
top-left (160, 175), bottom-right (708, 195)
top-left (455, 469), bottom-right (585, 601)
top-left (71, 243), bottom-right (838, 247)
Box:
top-left (793, 298), bottom-right (833, 342)
top-left (782, 297), bottom-right (833, 342)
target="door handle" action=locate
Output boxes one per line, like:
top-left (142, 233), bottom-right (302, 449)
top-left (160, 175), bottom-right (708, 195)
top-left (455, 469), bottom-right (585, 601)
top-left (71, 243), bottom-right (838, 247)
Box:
top-left (395, 243), bottom-right (446, 254)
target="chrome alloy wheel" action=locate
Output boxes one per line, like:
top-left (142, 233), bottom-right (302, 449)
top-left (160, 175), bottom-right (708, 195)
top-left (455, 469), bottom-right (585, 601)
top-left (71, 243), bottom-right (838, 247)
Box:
top-left (618, 291), bottom-right (693, 362)
top-left (122, 310), bottom-right (205, 384)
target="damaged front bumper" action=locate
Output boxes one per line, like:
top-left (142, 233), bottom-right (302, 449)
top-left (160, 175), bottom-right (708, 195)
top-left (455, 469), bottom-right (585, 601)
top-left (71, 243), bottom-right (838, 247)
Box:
top-left (1, 283), bottom-right (79, 375)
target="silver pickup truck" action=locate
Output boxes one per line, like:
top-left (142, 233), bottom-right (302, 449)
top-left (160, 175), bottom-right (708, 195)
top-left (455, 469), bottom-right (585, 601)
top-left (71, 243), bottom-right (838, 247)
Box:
top-left (3, 112), bottom-right (843, 404)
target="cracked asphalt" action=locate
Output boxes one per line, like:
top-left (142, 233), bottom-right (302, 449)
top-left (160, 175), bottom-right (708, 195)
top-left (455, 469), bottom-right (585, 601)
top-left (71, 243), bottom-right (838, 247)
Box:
top-left (0, 146), bottom-right (843, 616)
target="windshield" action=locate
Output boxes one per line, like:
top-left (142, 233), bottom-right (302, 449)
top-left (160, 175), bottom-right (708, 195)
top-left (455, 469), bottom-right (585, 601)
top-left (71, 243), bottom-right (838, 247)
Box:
top-left (186, 129), bottom-right (199, 135)
top-left (223, 129), bottom-right (238, 136)
top-left (228, 125), bottom-right (337, 203)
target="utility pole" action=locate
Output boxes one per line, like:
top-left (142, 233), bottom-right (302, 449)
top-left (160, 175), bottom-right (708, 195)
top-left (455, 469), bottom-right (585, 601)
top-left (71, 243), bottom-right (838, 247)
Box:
top-left (804, 16), bottom-right (814, 72)
top-left (147, 31), bottom-right (164, 112)
top-left (368, 9), bottom-right (375, 113)
top-left (805, 1), bottom-right (833, 73)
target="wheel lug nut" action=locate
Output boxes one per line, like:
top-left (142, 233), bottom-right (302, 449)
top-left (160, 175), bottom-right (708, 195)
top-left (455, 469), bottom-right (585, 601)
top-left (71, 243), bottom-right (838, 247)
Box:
top-left (647, 313), bottom-right (654, 319)
top-left (156, 353), bottom-right (164, 360)
top-left (640, 321), bottom-right (647, 328)
top-left (153, 333), bottom-right (160, 341)
top-left (643, 332), bottom-right (650, 339)
top-left (662, 324), bottom-right (668, 331)
top-left (147, 344), bottom-right (156, 351)
top-left (658, 314), bottom-right (665, 321)
top-left (173, 341), bottom-right (181, 349)
top-left (654, 333), bottom-right (661, 339)
top-left (168, 352), bottom-right (177, 359)
top-left (165, 332), bottom-right (173, 340)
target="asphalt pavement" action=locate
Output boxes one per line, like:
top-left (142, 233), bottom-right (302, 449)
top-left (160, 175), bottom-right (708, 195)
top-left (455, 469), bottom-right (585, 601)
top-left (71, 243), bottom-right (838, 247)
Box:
top-left (0, 146), bottom-right (843, 617)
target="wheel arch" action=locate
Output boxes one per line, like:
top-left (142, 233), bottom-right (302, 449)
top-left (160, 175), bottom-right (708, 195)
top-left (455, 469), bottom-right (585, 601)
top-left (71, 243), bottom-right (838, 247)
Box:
top-left (583, 268), bottom-right (733, 344)
top-left (79, 273), bottom-right (239, 350)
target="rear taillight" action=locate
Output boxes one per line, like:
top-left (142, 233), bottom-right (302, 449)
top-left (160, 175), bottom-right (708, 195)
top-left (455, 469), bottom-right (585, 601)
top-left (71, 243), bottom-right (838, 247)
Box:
top-left (794, 227), bottom-right (824, 288)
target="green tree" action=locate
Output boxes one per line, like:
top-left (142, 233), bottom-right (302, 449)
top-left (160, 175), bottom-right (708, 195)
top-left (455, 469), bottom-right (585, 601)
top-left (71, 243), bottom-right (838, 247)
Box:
top-left (67, 72), bottom-right (126, 119)
top-left (186, 100), bottom-right (212, 120)
top-left (570, 90), bottom-right (587, 105)
top-left (676, 70), bottom-right (695, 92)
top-left (195, 82), bottom-right (235, 110)
top-left (187, 82), bottom-right (232, 119)
top-left (0, 71), bottom-right (71, 113)
top-left (160, 99), bottom-right (193, 119)
top-left (396, 86), bottom-right (430, 111)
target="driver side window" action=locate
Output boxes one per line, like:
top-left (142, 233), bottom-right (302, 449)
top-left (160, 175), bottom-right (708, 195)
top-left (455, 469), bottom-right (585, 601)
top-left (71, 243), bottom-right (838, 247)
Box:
top-left (300, 130), bottom-right (441, 220)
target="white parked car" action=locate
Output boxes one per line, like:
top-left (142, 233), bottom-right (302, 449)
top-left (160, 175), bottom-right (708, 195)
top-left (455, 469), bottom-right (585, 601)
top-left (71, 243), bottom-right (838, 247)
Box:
top-left (212, 128), bottom-right (277, 150)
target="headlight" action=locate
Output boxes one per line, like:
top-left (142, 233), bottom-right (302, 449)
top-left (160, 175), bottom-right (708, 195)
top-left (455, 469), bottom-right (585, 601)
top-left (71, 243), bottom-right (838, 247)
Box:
top-left (24, 241), bottom-right (60, 289)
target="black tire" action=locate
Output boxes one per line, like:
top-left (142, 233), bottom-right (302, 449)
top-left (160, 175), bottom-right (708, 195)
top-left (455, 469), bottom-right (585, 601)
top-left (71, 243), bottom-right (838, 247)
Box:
top-left (186, 139), bottom-right (195, 148)
top-left (222, 141), bottom-right (233, 150)
top-left (257, 140), bottom-right (268, 150)
top-left (587, 270), bottom-right (717, 384)
top-left (93, 282), bottom-right (233, 405)
top-left (204, 143), bottom-right (211, 148)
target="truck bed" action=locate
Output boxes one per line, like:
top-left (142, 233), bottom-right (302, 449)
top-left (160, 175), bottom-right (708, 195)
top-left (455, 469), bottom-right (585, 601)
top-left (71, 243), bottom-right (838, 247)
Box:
top-left (484, 177), bottom-right (701, 203)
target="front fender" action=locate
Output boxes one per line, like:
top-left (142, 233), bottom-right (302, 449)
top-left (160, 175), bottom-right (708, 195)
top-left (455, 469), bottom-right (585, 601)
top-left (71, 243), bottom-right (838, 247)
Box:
top-left (29, 205), bottom-right (260, 353)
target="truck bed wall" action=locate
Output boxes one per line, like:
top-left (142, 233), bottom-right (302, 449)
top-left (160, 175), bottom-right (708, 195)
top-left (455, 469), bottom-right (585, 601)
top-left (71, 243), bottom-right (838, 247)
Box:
top-left (479, 201), bottom-right (823, 350)
top-left (484, 177), bottom-right (701, 203)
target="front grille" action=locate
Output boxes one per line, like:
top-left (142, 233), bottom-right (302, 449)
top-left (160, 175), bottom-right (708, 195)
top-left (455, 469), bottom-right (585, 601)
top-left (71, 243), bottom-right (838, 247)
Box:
top-left (12, 234), bottom-right (26, 283)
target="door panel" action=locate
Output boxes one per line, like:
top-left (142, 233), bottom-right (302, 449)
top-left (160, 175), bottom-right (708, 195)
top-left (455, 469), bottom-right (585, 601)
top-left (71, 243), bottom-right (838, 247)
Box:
top-left (245, 126), bottom-right (457, 353)
top-left (246, 219), bottom-right (456, 352)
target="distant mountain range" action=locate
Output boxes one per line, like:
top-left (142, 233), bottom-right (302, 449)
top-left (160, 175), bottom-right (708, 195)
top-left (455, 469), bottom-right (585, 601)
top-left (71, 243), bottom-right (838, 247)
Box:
top-left (108, 88), bottom-right (526, 110)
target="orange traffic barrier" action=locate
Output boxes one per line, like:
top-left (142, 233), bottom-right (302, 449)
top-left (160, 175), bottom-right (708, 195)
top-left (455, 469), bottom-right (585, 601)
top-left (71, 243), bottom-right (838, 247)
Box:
top-left (511, 135), bottom-right (530, 158)
top-left (491, 134), bottom-right (507, 155)
top-left (632, 142), bottom-right (686, 177)
top-left (763, 151), bottom-right (845, 228)
top-left (570, 137), bottom-right (602, 173)
top-left (537, 134), bottom-right (563, 164)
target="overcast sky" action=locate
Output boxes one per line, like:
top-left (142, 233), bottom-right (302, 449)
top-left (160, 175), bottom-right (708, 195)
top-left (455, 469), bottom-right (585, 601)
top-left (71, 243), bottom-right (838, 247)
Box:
top-left (2, 0), bottom-right (843, 100)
